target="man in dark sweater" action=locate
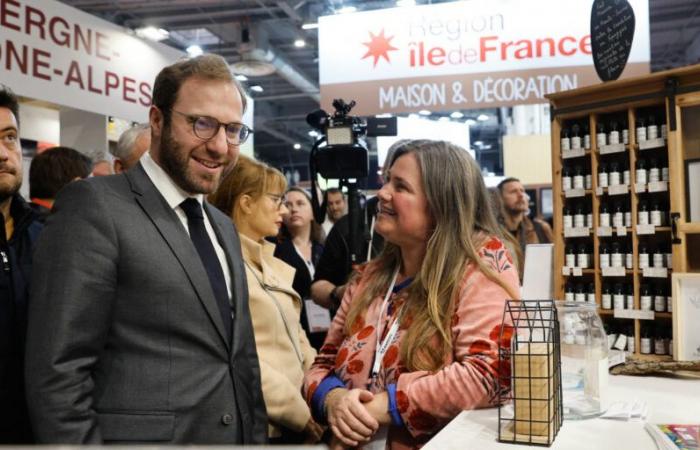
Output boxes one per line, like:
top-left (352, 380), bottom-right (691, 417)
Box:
top-left (0, 86), bottom-right (44, 443)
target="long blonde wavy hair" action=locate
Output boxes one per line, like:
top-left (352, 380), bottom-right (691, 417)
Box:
top-left (344, 140), bottom-right (519, 372)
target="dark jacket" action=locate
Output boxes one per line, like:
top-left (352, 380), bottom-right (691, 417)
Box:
top-left (274, 238), bottom-right (324, 350)
top-left (0, 194), bottom-right (44, 443)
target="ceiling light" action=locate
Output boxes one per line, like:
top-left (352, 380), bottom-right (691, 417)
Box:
top-left (301, 23), bottom-right (319, 30)
top-left (135, 26), bottom-right (169, 41)
top-left (438, 117), bottom-right (450, 122)
top-left (465, 118), bottom-right (477, 126)
top-left (186, 45), bottom-right (203, 57)
top-left (477, 113), bottom-right (489, 121)
top-left (308, 130), bottom-right (319, 137)
top-left (396, 0), bottom-right (416, 6)
top-left (418, 109), bottom-right (431, 116)
top-left (235, 74), bottom-right (248, 81)
top-left (250, 85), bottom-right (264, 92)
top-left (474, 140), bottom-right (484, 146)
top-left (338, 6), bottom-right (357, 14)
top-left (375, 113), bottom-right (393, 118)
top-left (450, 111), bottom-right (464, 119)
top-left (294, 38), bottom-right (306, 48)
top-left (293, 143), bottom-right (301, 150)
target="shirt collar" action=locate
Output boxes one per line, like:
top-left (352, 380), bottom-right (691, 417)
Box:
top-left (140, 151), bottom-right (204, 209)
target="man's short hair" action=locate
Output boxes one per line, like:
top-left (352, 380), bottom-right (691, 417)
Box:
top-left (152, 54), bottom-right (246, 126)
top-left (113, 123), bottom-right (149, 160)
top-left (29, 147), bottom-right (93, 199)
top-left (0, 85), bottom-right (20, 128)
top-left (497, 177), bottom-right (521, 192)
top-left (326, 187), bottom-right (344, 198)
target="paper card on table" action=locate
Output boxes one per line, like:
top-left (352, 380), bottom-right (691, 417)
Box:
top-left (304, 299), bottom-right (331, 332)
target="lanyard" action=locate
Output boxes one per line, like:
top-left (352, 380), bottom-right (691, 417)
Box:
top-left (370, 266), bottom-right (405, 381)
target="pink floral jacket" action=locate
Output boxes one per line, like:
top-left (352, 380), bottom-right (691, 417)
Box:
top-left (303, 237), bottom-right (519, 449)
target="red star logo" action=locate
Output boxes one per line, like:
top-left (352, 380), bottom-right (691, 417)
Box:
top-left (361, 29), bottom-right (398, 67)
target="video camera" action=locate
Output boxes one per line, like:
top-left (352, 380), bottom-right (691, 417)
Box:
top-left (306, 99), bottom-right (396, 265)
top-left (307, 99), bottom-right (369, 180)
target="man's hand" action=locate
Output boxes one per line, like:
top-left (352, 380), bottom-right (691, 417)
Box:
top-left (325, 388), bottom-right (379, 447)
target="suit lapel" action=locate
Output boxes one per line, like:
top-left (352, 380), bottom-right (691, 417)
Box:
top-left (126, 164), bottom-right (231, 350)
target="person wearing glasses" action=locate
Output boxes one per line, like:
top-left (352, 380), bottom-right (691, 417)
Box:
top-left (273, 187), bottom-right (326, 350)
top-left (210, 156), bottom-right (323, 444)
top-left (25, 55), bottom-right (267, 444)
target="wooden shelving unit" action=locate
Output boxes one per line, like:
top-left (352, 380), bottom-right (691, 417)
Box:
top-left (547, 64), bottom-right (700, 361)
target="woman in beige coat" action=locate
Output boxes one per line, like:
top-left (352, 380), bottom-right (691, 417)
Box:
top-left (210, 155), bottom-right (322, 444)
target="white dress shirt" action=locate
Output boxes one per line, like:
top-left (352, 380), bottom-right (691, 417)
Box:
top-left (140, 152), bottom-right (232, 298)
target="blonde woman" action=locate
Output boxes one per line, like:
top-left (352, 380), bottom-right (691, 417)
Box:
top-left (303, 140), bottom-right (520, 449)
top-left (210, 156), bottom-right (323, 444)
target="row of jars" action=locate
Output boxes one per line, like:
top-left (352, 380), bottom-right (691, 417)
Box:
top-left (599, 242), bottom-right (672, 269)
top-left (605, 322), bottom-right (672, 355)
top-left (561, 201), bottom-right (670, 228)
top-left (563, 159), bottom-right (670, 191)
top-left (600, 282), bottom-right (672, 312)
top-left (561, 115), bottom-right (667, 151)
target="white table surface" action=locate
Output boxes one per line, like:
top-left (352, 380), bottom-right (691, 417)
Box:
top-left (423, 375), bottom-right (700, 450)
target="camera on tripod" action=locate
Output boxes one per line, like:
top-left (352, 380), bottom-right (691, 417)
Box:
top-left (307, 99), bottom-right (369, 179)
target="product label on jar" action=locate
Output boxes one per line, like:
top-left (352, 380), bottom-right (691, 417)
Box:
top-left (641, 296), bottom-right (652, 310)
top-left (653, 254), bottom-right (665, 268)
top-left (610, 254), bottom-right (624, 268)
top-left (654, 296), bottom-right (666, 312)
top-left (574, 215), bottom-right (585, 227)
top-left (565, 255), bottom-right (576, 267)
top-left (638, 211), bottom-right (649, 225)
top-left (649, 168), bottom-right (660, 183)
top-left (599, 173), bottom-right (609, 187)
top-left (639, 254), bottom-right (650, 268)
top-left (654, 339), bottom-right (666, 355)
top-left (572, 137), bottom-right (582, 150)
top-left (647, 125), bottom-right (658, 140)
top-left (602, 294), bottom-right (612, 309)
top-left (636, 127), bottom-right (647, 142)
top-left (573, 175), bottom-right (585, 189)
top-left (626, 254), bottom-right (633, 268)
top-left (564, 216), bottom-right (573, 228)
top-left (600, 255), bottom-right (610, 268)
top-left (609, 131), bottom-right (620, 145)
top-left (650, 211), bottom-right (662, 226)
top-left (561, 138), bottom-right (571, 150)
top-left (636, 169), bottom-right (647, 185)
top-left (575, 293), bottom-right (586, 302)
top-left (640, 337), bottom-right (652, 354)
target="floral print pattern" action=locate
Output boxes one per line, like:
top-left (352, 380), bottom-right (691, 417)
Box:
top-left (303, 236), bottom-right (519, 449)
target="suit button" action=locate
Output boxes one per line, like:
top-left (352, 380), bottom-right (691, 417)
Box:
top-left (221, 414), bottom-right (233, 425)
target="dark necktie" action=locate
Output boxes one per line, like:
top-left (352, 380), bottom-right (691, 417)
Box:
top-left (180, 198), bottom-right (232, 345)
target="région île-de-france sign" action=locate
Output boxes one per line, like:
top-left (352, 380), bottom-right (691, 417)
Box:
top-left (0, 0), bottom-right (183, 123)
top-left (318, 0), bottom-right (650, 116)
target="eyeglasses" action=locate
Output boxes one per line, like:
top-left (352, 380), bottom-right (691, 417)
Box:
top-left (171, 110), bottom-right (252, 145)
top-left (266, 193), bottom-right (285, 209)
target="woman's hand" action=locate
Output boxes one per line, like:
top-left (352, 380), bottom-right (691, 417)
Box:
top-left (325, 388), bottom-right (379, 447)
top-left (328, 434), bottom-right (350, 450)
top-left (363, 391), bottom-right (391, 425)
top-left (302, 417), bottom-right (324, 444)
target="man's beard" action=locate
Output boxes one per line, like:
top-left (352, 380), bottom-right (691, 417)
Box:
top-left (0, 169), bottom-right (21, 204)
top-left (158, 123), bottom-right (221, 194)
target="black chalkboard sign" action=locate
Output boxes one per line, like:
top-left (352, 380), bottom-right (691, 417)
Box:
top-left (590, 0), bottom-right (636, 82)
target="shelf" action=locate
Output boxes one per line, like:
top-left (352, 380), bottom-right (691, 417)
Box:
top-left (681, 222), bottom-right (700, 234)
top-left (562, 269), bottom-right (595, 277)
top-left (655, 312), bottom-right (673, 319)
top-left (629, 353), bottom-right (673, 362)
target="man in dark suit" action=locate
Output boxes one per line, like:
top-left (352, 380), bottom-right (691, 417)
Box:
top-left (25, 54), bottom-right (267, 444)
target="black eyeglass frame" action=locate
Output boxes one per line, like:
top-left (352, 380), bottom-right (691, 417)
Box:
top-left (171, 109), bottom-right (253, 145)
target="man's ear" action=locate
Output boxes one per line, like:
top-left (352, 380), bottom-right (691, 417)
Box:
top-left (113, 159), bottom-right (124, 174)
top-left (149, 106), bottom-right (163, 137)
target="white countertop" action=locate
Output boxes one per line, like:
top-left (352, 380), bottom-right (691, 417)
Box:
top-left (423, 375), bottom-right (700, 450)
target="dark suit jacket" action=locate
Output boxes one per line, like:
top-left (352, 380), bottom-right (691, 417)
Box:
top-left (25, 164), bottom-right (267, 444)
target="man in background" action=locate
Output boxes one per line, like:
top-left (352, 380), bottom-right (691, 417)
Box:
top-left (497, 177), bottom-right (553, 279)
top-left (0, 85), bottom-right (44, 443)
top-left (112, 123), bottom-right (150, 173)
top-left (321, 187), bottom-right (346, 235)
top-left (29, 146), bottom-right (92, 215)
top-left (26, 54), bottom-right (267, 444)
